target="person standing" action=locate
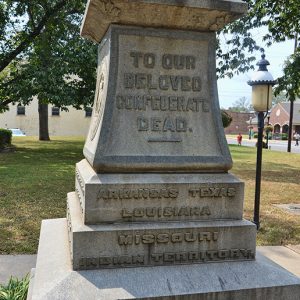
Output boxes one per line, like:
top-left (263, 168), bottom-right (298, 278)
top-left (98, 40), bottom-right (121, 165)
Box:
top-left (294, 132), bottom-right (300, 146)
top-left (237, 133), bottom-right (243, 146)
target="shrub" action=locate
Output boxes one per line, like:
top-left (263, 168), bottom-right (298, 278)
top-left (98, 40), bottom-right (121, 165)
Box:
top-left (256, 141), bottom-right (268, 148)
top-left (253, 133), bottom-right (258, 138)
top-left (264, 125), bottom-right (273, 133)
top-left (0, 129), bottom-right (12, 147)
top-left (221, 110), bottom-right (232, 128)
top-left (0, 276), bottom-right (29, 300)
top-left (282, 133), bottom-right (288, 140)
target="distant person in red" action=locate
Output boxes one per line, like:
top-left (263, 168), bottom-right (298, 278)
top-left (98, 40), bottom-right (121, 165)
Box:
top-left (237, 133), bottom-right (242, 146)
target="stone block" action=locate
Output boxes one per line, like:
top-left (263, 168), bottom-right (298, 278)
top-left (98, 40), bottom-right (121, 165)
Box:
top-left (28, 218), bottom-right (300, 300)
top-left (81, 0), bottom-right (248, 43)
top-left (67, 193), bottom-right (256, 270)
top-left (75, 159), bottom-right (244, 224)
top-left (83, 25), bottom-right (233, 173)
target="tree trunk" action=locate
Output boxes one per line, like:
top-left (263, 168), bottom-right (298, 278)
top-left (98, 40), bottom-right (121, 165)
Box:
top-left (38, 101), bottom-right (50, 141)
top-left (287, 100), bottom-right (294, 152)
top-left (287, 34), bottom-right (298, 152)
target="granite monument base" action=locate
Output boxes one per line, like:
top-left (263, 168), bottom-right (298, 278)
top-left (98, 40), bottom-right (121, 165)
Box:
top-left (75, 159), bottom-right (245, 224)
top-left (67, 192), bottom-right (256, 270)
top-left (28, 218), bottom-right (300, 300)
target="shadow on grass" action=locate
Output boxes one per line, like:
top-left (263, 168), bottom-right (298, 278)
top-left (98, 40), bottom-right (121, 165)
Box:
top-left (233, 161), bottom-right (300, 185)
top-left (258, 214), bottom-right (300, 245)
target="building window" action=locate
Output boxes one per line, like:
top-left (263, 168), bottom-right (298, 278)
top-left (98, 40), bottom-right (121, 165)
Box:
top-left (17, 105), bottom-right (25, 115)
top-left (85, 107), bottom-right (92, 117)
top-left (52, 107), bottom-right (60, 116)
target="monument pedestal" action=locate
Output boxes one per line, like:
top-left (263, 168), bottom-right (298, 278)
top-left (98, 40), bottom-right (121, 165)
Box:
top-left (27, 1), bottom-right (300, 299)
top-left (28, 218), bottom-right (300, 300)
top-left (67, 191), bottom-right (256, 270)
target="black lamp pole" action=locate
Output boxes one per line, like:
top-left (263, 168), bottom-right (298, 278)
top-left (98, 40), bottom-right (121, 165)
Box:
top-left (254, 112), bottom-right (264, 229)
top-left (249, 117), bottom-right (252, 140)
top-left (266, 113), bottom-right (270, 149)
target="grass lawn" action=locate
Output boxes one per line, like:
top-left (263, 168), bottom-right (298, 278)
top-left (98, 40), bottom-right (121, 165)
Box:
top-left (0, 137), bottom-right (300, 254)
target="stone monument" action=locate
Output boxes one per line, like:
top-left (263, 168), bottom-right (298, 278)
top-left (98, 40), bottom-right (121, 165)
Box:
top-left (28, 0), bottom-right (300, 299)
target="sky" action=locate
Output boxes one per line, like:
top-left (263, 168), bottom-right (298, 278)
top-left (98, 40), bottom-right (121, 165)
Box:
top-left (217, 27), bottom-right (295, 109)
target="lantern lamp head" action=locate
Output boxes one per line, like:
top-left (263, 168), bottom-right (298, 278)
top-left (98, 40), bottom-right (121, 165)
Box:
top-left (248, 53), bottom-right (276, 112)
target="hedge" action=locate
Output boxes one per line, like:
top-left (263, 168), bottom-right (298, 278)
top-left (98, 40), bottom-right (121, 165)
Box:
top-left (0, 128), bottom-right (12, 147)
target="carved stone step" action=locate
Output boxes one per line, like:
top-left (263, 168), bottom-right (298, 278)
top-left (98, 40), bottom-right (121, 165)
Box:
top-left (67, 192), bottom-right (256, 270)
top-left (75, 159), bottom-right (245, 224)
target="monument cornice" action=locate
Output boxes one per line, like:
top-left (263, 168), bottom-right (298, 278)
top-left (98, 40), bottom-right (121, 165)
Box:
top-left (81, 0), bottom-right (248, 43)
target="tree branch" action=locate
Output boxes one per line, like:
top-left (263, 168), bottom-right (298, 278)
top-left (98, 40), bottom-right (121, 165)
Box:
top-left (0, 0), bottom-right (68, 73)
top-left (0, 99), bottom-right (13, 108)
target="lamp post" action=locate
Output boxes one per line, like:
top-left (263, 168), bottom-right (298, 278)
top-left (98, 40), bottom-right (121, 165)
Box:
top-left (249, 117), bottom-right (253, 140)
top-left (248, 53), bottom-right (276, 230)
top-left (266, 112), bottom-right (271, 149)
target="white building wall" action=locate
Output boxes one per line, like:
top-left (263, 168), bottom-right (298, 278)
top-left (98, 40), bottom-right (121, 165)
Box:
top-left (0, 97), bottom-right (91, 136)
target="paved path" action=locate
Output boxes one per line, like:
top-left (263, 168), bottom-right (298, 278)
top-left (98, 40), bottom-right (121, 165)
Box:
top-left (227, 137), bottom-right (300, 153)
top-left (0, 246), bottom-right (300, 284)
top-left (0, 255), bottom-right (36, 284)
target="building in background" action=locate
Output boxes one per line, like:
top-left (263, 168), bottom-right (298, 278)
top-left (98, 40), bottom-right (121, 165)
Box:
top-left (0, 97), bottom-right (91, 136)
top-left (224, 111), bottom-right (255, 135)
top-left (269, 101), bottom-right (300, 135)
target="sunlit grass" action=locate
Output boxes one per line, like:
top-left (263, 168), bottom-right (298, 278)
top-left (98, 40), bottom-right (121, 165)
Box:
top-left (0, 137), bottom-right (84, 253)
top-left (0, 137), bottom-right (300, 253)
top-left (230, 144), bottom-right (300, 245)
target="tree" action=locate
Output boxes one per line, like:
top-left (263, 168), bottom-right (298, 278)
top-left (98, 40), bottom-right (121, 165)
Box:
top-left (219, 0), bottom-right (299, 152)
top-left (0, 1), bottom-right (97, 140)
top-left (228, 97), bottom-right (252, 113)
top-left (272, 92), bottom-right (288, 106)
top-left (221, 110), bottom-right (233, 128)
top-left (217, 0), bottom-right (299, 82)
top-left (1, 0), bottom-right (300, 140)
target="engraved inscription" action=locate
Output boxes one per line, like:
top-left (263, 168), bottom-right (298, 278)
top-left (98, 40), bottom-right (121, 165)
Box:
top-left (118, 231), bottom-right (218, 245)
top-left (77, 248), bottom-right (255, 269)
top-left (75, 170), bottom-right (85, 196)
top-left (150, 248), bottom-right (254, 263)
top-left (75, 187), bottom-right (84, 214)
top-left (117, 50), bottom-right (210, 142)
top-left (97, 187), bottom-right (236, 200)
top-left (121, 206), bottom-right (211, 219)
top-left (97, 188), bottom-right (179, 200)
top-left (117, 95), bottom-right (208, 112)
top-left (123, 73), bottom-right (201, 91)
top-left (79, 255), bottom-right (145, 269)
top-left (189, 187), bottom-right (236, 197)
top-left (129, 52), bottom-right (196, 70)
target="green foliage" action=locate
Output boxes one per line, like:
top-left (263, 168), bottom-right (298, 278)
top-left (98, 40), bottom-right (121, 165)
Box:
top-left (253, 133), bottom-right (258, 138)
top-left (275, 50), bottom-right (300, 101)
top-left (0, 276), bottom-right (29, 300)
top-left (0, 0), bottom-right (97, 113)
top-left (221, 110), bottom-right (232, 128)
top-left (218, 0), bottom-right (300, 101)
top-left (228, 96), bottom-right (253, 113)
top-left (0, 0), bottom-right (299, 113)
top-left (0, 128), bottom-right (12, 147)
top-left (281, 133), bottom-right (288, 140)
top-left (264, 125), bottom-right (273, 134)
top-left (272, 92), bottom-right (288, 106)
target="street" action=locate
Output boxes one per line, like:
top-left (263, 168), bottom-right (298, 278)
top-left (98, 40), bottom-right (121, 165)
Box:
top-left (227, 137), bottom-right (300, 154)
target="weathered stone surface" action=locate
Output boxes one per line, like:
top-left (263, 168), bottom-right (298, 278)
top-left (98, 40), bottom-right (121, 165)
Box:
top-left (83, 25), bottom-right (232, 173)
top-left (28, 218), bottom-right (300, 300)
top-left (76, 159), bottom-right (244, 224)
top-left (67, 193), bottom-right (256, 270)
top-left (81, 0), bottom-right (248, 43)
